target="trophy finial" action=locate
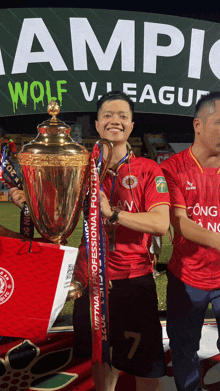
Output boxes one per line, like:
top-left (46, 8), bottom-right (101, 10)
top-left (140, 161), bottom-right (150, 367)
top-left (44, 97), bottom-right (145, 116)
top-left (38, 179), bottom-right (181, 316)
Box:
top-left (47, 100), bottom-right (60, 122)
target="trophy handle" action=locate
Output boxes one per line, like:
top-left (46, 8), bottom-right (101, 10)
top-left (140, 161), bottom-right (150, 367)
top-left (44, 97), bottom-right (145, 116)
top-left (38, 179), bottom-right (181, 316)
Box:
top-left (96, 139), bottom-right (113, 184)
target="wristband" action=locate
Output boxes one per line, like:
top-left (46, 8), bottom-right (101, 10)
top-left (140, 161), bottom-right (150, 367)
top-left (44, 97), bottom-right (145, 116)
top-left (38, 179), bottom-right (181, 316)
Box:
top-left (109, 207), bottom-right (120, 224)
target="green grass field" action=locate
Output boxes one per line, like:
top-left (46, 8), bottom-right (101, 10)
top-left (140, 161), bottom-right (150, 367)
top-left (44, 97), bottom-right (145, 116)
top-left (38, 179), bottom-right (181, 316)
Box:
top-left (0, 201), bottom-right (173, 313)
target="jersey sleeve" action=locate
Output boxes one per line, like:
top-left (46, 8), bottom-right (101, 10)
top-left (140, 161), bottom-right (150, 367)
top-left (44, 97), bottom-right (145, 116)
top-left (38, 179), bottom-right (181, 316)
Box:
top-left (161, 157), bottom-right (186, 209)
top-left (144, 160), bottom-right (170, 212)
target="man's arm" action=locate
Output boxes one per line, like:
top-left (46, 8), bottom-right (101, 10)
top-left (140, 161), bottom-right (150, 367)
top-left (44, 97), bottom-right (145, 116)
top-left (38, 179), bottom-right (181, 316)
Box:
top-left (116, 205), bottom-right (170, 236)
top-left (171, 207), bottom-right (220, 251)
top-left (0, 225), bottom-right (24, 238)
top-left (100, 191), bottom-right (170, 236)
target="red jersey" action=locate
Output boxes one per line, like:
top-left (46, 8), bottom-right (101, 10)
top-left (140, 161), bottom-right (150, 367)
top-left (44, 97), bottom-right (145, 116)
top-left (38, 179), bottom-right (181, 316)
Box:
top-left (75, 154), bottom-right (170, 285)
top-left (161, 146), bottom-right (220, 290)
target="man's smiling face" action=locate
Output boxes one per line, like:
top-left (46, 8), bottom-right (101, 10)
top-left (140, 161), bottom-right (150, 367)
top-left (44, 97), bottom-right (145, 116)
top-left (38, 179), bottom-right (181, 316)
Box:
top-left (95, 99), bottom-right (134, 146)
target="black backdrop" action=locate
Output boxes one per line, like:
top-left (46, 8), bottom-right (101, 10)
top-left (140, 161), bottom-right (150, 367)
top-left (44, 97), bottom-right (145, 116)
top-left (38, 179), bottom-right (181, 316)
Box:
top-left (0, 5), bottom-right (219, 144)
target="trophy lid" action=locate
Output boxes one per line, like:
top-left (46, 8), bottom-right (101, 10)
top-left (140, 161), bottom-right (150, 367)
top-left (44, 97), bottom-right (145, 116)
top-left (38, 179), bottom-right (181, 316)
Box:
top-left (37, 100), bottom-right (71, 135)
top-left (18, 99), bottom-right (89, 156)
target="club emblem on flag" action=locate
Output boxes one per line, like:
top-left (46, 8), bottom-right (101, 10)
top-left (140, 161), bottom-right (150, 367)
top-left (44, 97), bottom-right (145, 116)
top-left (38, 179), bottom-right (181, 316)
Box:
top-left (122, 175), bottom-right (138, 189)
top-left (0, 267), bottom-right (14, 305)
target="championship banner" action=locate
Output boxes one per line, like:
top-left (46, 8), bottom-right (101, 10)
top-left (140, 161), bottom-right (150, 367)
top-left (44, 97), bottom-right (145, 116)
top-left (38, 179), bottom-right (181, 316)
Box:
top-left (0, 9), bottom-right (219, 117)
top-left (0, 236), bottom-right (78, 339)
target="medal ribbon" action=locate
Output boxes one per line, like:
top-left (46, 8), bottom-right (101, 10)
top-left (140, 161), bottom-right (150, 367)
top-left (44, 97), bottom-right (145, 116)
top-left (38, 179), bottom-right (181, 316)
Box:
top-left (96, 147), bottom-right (110, 365)
top-left (83, 143), bottom-right (110, 365)
top-left (110, 152), bottom-right (129, 205)
top-left (0, 147), bottom-right (34, 238)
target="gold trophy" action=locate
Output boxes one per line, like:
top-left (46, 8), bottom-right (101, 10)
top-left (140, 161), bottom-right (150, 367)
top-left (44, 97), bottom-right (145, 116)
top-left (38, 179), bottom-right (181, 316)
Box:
top-left (18, 100), bottom-right (112, 300)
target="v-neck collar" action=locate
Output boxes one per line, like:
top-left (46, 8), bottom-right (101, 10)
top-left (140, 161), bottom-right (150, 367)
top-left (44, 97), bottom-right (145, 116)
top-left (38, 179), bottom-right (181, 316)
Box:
top-left (189, 145), bottom-right (220, 174)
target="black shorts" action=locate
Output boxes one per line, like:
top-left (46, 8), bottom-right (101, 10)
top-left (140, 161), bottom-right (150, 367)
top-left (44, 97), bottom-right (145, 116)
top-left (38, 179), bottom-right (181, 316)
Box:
top-left (72, 274), bottom-right (166, 378)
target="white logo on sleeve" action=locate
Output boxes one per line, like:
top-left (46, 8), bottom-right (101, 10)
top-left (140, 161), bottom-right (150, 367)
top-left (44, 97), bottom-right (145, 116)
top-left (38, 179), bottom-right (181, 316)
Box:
top-left (186, 180), bottom-right (196, 190)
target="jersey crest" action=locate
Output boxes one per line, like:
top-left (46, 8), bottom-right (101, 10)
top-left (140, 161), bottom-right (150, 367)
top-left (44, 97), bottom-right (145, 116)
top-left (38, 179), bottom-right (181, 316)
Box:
top-left (122, 175), bottom-right (138, 189)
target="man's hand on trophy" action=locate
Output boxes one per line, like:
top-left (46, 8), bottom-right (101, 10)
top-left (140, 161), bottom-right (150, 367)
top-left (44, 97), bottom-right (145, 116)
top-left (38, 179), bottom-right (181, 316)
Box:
top-left (10, 187), bottom-right (26, 209)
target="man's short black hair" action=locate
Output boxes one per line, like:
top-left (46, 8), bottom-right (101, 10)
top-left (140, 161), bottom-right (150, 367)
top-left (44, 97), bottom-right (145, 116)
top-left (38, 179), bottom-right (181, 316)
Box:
top-left (96, 91), bottom-right (134, 118)
top-left (195, 91), bottom-right (220, 118)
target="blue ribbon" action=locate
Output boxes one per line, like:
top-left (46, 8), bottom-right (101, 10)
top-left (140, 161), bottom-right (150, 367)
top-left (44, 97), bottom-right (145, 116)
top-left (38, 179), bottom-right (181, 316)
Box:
top-left (1, 147), bottom-right (22, 189)
top-left (110, 152), bottom-right (129, 205)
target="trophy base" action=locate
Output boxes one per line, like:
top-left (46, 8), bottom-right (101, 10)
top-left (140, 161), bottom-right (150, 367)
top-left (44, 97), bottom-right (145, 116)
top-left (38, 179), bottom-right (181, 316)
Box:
top-left (66, 280), bottom-right (84, 301)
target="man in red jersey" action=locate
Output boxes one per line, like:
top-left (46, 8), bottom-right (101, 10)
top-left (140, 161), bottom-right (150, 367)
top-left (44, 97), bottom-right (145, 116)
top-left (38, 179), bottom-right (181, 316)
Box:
top-left (10, 91), bottom-right (170, 391)
top-left (72, 91), bottom-right (170, 391)
top-left (161, 91), bottom-right (220, 391)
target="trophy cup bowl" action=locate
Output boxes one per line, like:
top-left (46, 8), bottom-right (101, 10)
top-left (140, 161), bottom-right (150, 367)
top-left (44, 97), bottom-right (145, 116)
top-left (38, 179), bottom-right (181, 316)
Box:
top-left (18, 100), bottom-right (112, 301)
top-left (18, 100), bottom-right (90, 245)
